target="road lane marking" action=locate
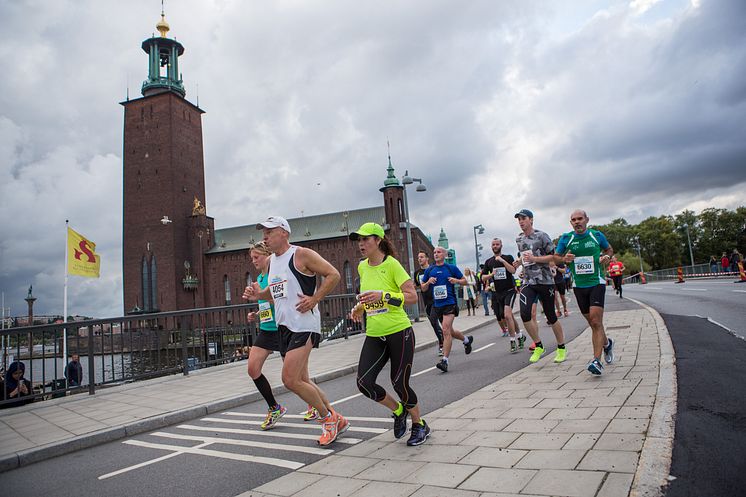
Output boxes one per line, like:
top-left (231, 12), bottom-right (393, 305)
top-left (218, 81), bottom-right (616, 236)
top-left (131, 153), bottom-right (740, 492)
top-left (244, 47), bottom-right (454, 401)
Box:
top-left (176, 424), bottom-right (362, 444)
top-left (98, 442), bottom-right (211, 480)
top-left (224, 412), bottom-right (390, 424)
top-left (122, 440), bottom-right (304, 469)
top-left (149, 431), bottom-right (333, 455)
top-left (706, 318), bottom-right (746, 341)
top-left (200, 417), bottom-right (386, 434)
top-left (733, 290), bottom-right (746, 293)
top-left (680, 288), bottom-right (707, 292)
top-left (412, 366), bottom-right (436, 377)
top-left (330, 392), bottom-right (362, 406)
top-left (473, 343), bottom-right (495, 353)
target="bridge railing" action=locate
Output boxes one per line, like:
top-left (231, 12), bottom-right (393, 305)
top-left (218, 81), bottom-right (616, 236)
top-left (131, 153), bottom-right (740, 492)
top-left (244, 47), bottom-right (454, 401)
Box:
top-left (623, 263), bottom-right (740, 284)
top-left (0, 294), bottom-right (359, 408)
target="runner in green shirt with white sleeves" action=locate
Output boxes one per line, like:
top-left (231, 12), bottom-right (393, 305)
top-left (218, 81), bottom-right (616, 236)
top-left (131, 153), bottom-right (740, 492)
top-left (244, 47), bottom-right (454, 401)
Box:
top-left (555, 210), bottom-right (615, 375)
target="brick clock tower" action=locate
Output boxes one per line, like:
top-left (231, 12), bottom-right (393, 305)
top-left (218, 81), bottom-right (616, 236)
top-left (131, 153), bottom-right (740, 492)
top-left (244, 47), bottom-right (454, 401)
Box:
top-left (121, 13), bottom-right (213, 314)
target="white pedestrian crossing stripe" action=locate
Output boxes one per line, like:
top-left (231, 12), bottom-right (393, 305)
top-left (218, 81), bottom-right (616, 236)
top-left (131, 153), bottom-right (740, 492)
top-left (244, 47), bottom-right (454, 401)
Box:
top-left (98, 412), bottom-right (391, 480)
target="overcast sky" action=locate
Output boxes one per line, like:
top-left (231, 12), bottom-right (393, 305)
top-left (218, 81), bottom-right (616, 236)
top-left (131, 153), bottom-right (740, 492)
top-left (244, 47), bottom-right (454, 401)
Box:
top-left (1, 0), bottom-right (744, 318)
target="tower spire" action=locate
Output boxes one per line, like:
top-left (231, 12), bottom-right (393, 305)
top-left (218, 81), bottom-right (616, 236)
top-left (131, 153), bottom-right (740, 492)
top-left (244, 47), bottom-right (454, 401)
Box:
top-left (141, 0), bottom-right (185, 97)
top-left (383, 139), bottom-right (400, 188)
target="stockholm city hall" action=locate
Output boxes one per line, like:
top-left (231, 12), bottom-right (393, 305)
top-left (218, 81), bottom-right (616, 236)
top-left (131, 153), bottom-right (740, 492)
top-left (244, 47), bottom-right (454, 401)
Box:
top-left (121, 13), bottom-right (439, 314)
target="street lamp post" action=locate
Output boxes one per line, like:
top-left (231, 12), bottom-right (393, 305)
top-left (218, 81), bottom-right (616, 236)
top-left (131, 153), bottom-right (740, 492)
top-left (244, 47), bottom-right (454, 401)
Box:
top-left (401, 170), bottom-right (427, 321)
top-left (635, 236), bottom-right (645, 283)
top-left (473, 224), bottom-right (485, 270)
top-left (684, 223), bottom-right (695, 267)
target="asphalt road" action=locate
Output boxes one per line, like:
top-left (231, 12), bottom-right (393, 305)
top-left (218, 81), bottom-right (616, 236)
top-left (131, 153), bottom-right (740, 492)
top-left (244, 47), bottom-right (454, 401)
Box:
top-left (0, 295), bottom-right (636, 497)
top-left (622, 278), bottom-right (746, 338)
top-left (622, 278), bottom-right (746, 497)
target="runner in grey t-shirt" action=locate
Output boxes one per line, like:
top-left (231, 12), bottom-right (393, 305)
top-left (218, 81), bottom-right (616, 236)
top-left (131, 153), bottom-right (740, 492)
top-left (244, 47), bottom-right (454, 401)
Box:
top-left (513, 209), bottom-right (567, 365)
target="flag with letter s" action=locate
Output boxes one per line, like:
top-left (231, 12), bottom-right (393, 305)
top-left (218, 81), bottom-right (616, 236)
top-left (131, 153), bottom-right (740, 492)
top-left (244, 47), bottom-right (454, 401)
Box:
top-left (67, 227), bottom-right (101, 278)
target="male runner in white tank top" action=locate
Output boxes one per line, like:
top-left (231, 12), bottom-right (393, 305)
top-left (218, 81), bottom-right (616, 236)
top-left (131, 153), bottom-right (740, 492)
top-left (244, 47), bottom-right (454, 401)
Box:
top-left (243, 216), bottom-right (349, 446)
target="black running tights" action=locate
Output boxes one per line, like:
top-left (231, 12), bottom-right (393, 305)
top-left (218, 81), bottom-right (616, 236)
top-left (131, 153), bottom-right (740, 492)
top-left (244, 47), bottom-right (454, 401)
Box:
top-left (356, 327), bottom-right (418, 410)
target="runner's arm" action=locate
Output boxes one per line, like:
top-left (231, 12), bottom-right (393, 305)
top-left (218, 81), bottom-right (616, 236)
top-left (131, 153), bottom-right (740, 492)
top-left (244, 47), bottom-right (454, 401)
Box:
top-left (400, 279), bottom-right (418, 305)
top-left (296, 247), bottom-right (341, 304)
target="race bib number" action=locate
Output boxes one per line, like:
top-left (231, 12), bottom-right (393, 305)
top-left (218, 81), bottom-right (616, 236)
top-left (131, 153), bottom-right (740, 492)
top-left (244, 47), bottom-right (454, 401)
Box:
top-left (269, 275), bottom-right (287, 299)
top-left (575, 256), bottom-right (595, 275)
top-left (494, 267), bottom-right (507, 280)
top-left (521, 250), bottom-right (535, 266)
top-left (433, 285), bottom-right (448, 300)
top-left (364, 300), bottom-right (389, 316)
top-left (258, 302), bottom-right (273, 323)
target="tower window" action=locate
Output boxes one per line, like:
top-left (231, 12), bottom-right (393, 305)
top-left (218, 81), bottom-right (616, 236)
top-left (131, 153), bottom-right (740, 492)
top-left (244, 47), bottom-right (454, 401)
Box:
top-left (150, 256), bottom-right (158, 311)
top-left (141, 256), bottom-right (151, 312)
top-left (344, 261), bottom-right (352, 292)
top-left (224, 275), bottom-right (231, 305)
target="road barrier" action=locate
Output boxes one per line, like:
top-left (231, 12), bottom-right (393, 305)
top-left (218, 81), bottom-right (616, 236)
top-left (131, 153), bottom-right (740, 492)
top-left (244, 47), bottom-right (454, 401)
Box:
top-left (675, 266), bottom-right (685, 284)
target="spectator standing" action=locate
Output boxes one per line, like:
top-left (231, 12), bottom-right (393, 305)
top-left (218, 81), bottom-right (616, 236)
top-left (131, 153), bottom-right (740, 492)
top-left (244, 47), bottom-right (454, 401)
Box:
top-left (462, 268), bottom-right (478, 316)
top-left (730, 249), bottom-right (741, 273)
top-left (64, 354), bottom-right (83, 387)
top-left (721, 253), bottom-right (730, 273)
top-left (478, 264), bottom-right (491, 315)
top-left (709, 256), bottom-right (718, 273)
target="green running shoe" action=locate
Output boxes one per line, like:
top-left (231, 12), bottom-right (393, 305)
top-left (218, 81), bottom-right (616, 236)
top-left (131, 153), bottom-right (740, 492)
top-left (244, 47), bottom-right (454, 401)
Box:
top-left (261, 405), bottom-right (287, 430)
top-left (529, 346), bottom-right (545, 363)
top-left (510, 340), bottom-right (518, 353)
top-left (553, 348), bottom-right (567, 363)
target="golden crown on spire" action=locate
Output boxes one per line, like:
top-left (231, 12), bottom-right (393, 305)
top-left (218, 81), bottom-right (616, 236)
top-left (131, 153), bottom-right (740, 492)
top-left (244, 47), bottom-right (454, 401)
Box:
top-left (156, 14), bottom-right (170, 37)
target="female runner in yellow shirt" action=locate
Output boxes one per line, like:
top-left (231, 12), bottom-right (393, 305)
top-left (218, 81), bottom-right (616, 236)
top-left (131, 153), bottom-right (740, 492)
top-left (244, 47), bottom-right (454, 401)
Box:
top-left (350, 223), bottom-right (430, 446)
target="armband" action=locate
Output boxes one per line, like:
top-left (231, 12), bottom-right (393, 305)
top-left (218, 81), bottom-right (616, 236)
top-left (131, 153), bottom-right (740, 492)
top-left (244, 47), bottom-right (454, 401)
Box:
top-left (383, 291), bottom-right (404, 307)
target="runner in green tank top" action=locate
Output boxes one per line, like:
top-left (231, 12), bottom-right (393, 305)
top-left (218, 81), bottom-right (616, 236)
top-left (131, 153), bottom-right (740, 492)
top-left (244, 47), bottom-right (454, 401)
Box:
top-left (555, 210), bottom-right (616, 375)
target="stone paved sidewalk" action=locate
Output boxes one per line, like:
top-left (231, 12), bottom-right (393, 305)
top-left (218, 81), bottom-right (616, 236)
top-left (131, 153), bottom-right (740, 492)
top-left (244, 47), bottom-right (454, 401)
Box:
top-left (244, 307), bottom-right (675, 497)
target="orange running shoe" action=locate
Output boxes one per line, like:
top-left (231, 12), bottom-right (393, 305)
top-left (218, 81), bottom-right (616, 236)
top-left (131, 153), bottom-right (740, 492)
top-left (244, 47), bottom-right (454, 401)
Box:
top-left (318, 412), bottom-right (339, 446)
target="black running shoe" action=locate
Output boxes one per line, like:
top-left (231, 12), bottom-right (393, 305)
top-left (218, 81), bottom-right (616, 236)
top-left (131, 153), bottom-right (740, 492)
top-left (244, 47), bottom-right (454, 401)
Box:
top-left (435, 359), bottom-right (448, 372)
top-left (464, 336), bottom-right (474, 355)
top-left (392, 408), bottom-right (408, 439)
top-left (407, 420), bottom-right (431, 446)
top-left (518, 335), bottom-right (526, 350)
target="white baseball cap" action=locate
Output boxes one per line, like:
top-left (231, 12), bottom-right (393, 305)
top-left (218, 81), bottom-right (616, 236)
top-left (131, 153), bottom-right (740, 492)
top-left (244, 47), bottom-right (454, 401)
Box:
top-left (256, 216), bottom-right (291, 234)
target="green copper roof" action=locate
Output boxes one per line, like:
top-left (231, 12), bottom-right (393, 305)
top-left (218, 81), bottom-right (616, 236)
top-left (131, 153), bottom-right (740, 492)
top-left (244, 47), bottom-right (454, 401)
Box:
top-left (438, 227), bottom-right (449, 248)
top-left (383, 155), bottom-right (400, 187)
top-left (207, 206), bottom-right (387, 254)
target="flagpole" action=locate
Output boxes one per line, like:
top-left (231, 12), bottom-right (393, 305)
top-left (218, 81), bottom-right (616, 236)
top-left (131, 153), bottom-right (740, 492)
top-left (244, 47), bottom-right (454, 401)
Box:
top-left (63, 220), bottom-right (69, 378)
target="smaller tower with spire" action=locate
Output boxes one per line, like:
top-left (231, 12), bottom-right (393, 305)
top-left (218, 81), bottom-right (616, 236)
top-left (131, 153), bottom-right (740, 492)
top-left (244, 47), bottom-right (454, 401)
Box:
top-left (437, 228), bottom-right (457, 265)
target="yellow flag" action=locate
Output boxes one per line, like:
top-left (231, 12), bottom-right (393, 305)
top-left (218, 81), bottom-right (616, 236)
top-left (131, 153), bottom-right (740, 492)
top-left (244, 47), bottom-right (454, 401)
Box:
top-left (67, 227), bottom-right (101, 278)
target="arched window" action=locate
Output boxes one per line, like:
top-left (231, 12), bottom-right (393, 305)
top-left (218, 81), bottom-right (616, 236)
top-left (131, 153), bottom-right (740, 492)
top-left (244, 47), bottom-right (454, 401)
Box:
top-left (224, 275), bottom-right (231, 304)
top-left (398, 198), bottom-right (405, 224)
top-left (141, 256), bottom-right (150, 311)
top-left (150, 256), bottom-right (158, 311)
top-left (344, 261), bottom-right (353, 292)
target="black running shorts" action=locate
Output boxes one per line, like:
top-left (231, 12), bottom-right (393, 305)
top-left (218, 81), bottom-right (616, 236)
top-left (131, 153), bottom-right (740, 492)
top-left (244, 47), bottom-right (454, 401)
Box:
top-left (433, 304), bottom-right (459, 319)
top-left (278, 326), bottom-right (320, 355)
top-left (573, 284), bottom-right (606, 314)
top-left (253, 329), bottom-right (282, 354)
top-left (491, 289), bottom-right (517, 320)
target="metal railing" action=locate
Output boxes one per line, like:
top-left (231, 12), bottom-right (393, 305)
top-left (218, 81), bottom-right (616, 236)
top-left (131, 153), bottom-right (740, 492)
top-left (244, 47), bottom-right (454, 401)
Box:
top-left (623, 263), bottom-right (740, 283)
top-left (0, 294), bottom-right (359, 408)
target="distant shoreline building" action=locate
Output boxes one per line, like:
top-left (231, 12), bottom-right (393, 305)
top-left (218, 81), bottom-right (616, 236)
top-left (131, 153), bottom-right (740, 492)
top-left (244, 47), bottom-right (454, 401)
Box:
top-left (121, 14), bottom-right (434, 313)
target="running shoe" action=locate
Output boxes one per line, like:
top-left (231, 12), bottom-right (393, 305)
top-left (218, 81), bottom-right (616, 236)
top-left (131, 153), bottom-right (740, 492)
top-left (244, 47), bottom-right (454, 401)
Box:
top-left (406, 420), bottom-right (431, 446)
top-left (553, 348), bottom-right (567, 363)
top-left (603, 338), bottom-right (615, 364)
top-left (564, 309), bottom-right (569, 317)
top-left (510, 340), bottom-right (518, 353)
top-left (436, 359), bottom-right (448, 372)
top-left (260, 405), bottom-right (287, 430)
top-left (502, 329), bottom-right (509, 337)
top-left (518, 335), bottom-right (526, 350)
top-left (587, 358), bottom-right (604, 375)
top-left (464, 335), bottom-right (474, 355)
top-left (318, 411), bottom-right (349, 446)
top-left (302, 406), bottom-right (320, 421)
top-left (529, 346), bottom-right (545, 363)
top-left (392, 406), bottom-right (409, 439)
top-left (438, 346), bottom-right (444, 357)
top-left (528, 341), bottom-right (536, 352)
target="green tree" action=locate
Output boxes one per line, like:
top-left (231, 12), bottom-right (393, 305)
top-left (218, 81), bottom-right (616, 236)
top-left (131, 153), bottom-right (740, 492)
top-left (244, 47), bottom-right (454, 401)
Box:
top-left (591, 218), bottom-right (634, 254)
top-left (637, 216), bottom-right (682, 269)
top-left (617, 251), bottom-right (651, 275)
top-left (674, 209), bottom-right (699, 265)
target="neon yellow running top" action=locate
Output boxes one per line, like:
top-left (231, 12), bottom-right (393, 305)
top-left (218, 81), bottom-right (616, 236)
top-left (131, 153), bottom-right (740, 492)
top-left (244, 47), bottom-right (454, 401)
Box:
top-left (357, 256), bottom-right (412, 337)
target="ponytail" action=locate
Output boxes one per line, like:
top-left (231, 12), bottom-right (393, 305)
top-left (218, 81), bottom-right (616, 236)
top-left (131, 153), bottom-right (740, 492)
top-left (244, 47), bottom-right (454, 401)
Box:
top-left (378, 236), bottom-right (398, 259)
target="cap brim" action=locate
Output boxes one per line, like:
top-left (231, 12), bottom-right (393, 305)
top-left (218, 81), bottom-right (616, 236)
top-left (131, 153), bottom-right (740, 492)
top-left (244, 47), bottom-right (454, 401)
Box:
top-left (349, 232), bottom-right (361, 241)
